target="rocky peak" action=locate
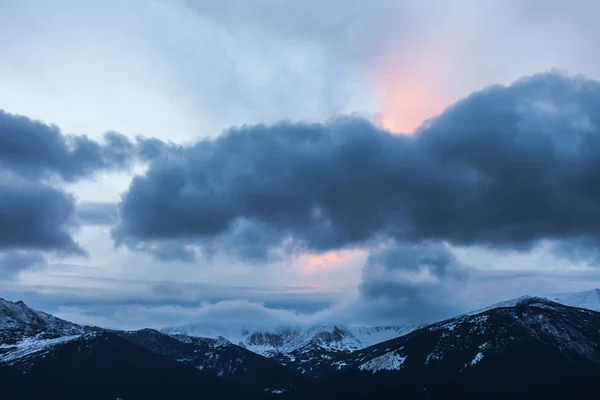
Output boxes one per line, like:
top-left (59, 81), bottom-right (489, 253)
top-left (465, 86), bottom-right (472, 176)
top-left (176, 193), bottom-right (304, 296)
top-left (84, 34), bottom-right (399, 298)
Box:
top-left (0, 297), bottom-right (84, 344)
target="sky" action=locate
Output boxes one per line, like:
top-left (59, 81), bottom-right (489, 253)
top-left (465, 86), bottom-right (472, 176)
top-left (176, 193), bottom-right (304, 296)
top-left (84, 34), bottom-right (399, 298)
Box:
top-left (2, 0), bottom-right (600, 330)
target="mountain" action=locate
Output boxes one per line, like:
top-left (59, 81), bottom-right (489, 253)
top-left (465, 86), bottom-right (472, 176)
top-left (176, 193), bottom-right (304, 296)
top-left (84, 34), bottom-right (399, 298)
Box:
top-left (552, 288), bottom-right (600, 311)
top-left (0, 297), bottom-right (93, 370)
top-left (4, 293), bottom-right (600, 398)
top-left (0, 330), bottom-right (246, 400)
top-left (162, 322), bottom-right (416, 377)
top-left (267, 324), bottom-right (418, 377)
top-left (0, 298), bottom-right (291, 397)
top-left (0, 297), bottom-right (87, 345)
top-left (296, 297), bottom-right (600, 399)
top-left (162, 322), bottom-right (414, 355)
top-left (117, 328), bottom-right (302, 392)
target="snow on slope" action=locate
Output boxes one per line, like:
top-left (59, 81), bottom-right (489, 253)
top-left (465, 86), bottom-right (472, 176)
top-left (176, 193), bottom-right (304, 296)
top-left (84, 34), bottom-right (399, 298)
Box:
top-left (0, 298), bottom-right (87, 365)
top-left (466, 291), bottom-right (600, 317)
top-left (359, 351), bottom-right (407, 373)
top-left (348, 325), bottom-right (416, 347)
top-left (162, 323), bottom-right (301, 355)
top-left (551, 288), bottom-right (600, 312)
top-left (162, 323), bottom-right (416, 355)
top-left (0, 334), bottom-right (81, 364)
top-left (0, 298), bottom-right (84, 342)
top-left (466, 289), bottom-right (600, 316)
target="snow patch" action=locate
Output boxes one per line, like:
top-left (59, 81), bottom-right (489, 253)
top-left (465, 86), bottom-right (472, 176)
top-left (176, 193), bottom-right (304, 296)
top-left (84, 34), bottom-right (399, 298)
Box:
top-left (442, 322), bottom-right (457, 331)
top-left (425, 350), bottom-right (443, 364)
top-left (264, 389), bottom-right (286, 394)
top-left (552, 289), bottom-right (600, 312)
top-left (359, 352), bottom-right (406, 373)
top-left (0, 334), bottom-right (81, 364)
top-left (469, 352), bottom-right (484, 366)
top-left (333, 361), bottom-right (347, 370)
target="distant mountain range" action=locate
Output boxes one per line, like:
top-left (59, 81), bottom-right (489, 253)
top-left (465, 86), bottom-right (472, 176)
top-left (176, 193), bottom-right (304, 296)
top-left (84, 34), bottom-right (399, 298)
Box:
top-left (162, 322), bottom-right (417, 377)
top-left (163, 322), bottom-right (416, 355)
top-left (1, 288), bottom-right (600, 399)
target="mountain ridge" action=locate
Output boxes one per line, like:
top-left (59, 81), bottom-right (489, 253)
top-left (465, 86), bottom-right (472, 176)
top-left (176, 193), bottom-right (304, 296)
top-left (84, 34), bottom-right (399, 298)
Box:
top-left (2, 290), bottom-right (600, 398)
top-left (0, 297), bottom-right (87, 345)
top-left (162, 321), bottom-right (417, 355)
top-left (293, 295), bottom-right (600, 399)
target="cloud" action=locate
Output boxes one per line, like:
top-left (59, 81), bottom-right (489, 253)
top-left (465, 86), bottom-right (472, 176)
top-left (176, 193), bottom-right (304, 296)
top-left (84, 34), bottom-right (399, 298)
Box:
top-left (0, 108), bottom-right (137, 276)
top-left (0, 176), bottom-right (82, 254)
top-left (7, 245), bottom-right (600, 330)
top-left (354, 241), bottom-right (469, 324)
top-left (0, 110), bottom-right (135, 181)
top-left (55, 300), bottom-right (315, 331)
top-left (113, 72), bottom-right (600, 263)
top-left (48, 242), bottom-right (467, 328)
top-left (0, 251), bottom-right (46, 279)
top-left (3, 0), bottom-right (600, 330)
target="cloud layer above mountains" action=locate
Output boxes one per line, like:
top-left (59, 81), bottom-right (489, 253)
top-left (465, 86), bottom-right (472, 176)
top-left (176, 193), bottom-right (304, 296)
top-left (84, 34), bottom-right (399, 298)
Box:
top-left (112, 72), bottom-right (600, 265)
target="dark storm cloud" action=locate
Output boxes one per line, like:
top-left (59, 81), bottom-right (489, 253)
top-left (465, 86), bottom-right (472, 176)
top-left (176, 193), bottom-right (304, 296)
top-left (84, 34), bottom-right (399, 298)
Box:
top-left (0, 109), bottom-right (135, 181)
top-left (356, 241), bottom-right (468, 324)
top-left (365, 241), bottom-right (462, 278)
top-left (0, 108), bottom-right (137, 276)
top-left (135, 137), bottom-right (185, 162)
top-left (113, 72), bottom-right (600, 262)
top-left (0, 177), bottom-right (82, 254)
top-left (112, 117), bottom-right (398, 261)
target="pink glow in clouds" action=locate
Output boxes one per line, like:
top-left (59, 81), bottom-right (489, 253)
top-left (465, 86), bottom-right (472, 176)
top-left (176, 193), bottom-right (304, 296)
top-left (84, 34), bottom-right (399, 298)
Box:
top-left (299, 248), bottom-right (367, 275)
top-left (375, 75), bottom-right (445, 134)
top-left (369, 15), bottom-right (467, 135)
top-left (372, 63), bottom-right (447, 134)
top-left (292, 248), bottom-right (366, 291)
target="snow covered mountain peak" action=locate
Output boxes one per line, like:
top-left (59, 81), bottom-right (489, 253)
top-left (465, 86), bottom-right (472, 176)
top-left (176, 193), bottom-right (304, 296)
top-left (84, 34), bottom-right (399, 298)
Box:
top-left (493, 295), bottom-right (557, 308)
top-left (162, 322), bottom-right (416, 356)
top-left (482, 288), bottom-right (600, 313)
top-left (481, 288), bottom-right (600, 314)
top-left (0, 297), bottom-right (84, 344)
top-left (466, 295), bottom-right (546, 316)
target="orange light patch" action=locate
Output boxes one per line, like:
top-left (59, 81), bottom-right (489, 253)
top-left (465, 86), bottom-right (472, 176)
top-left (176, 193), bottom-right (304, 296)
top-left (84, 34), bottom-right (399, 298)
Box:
top-left (374, 69), bottom-right (445, 134)
top-left (299, 248), bottom-right (366, 275)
